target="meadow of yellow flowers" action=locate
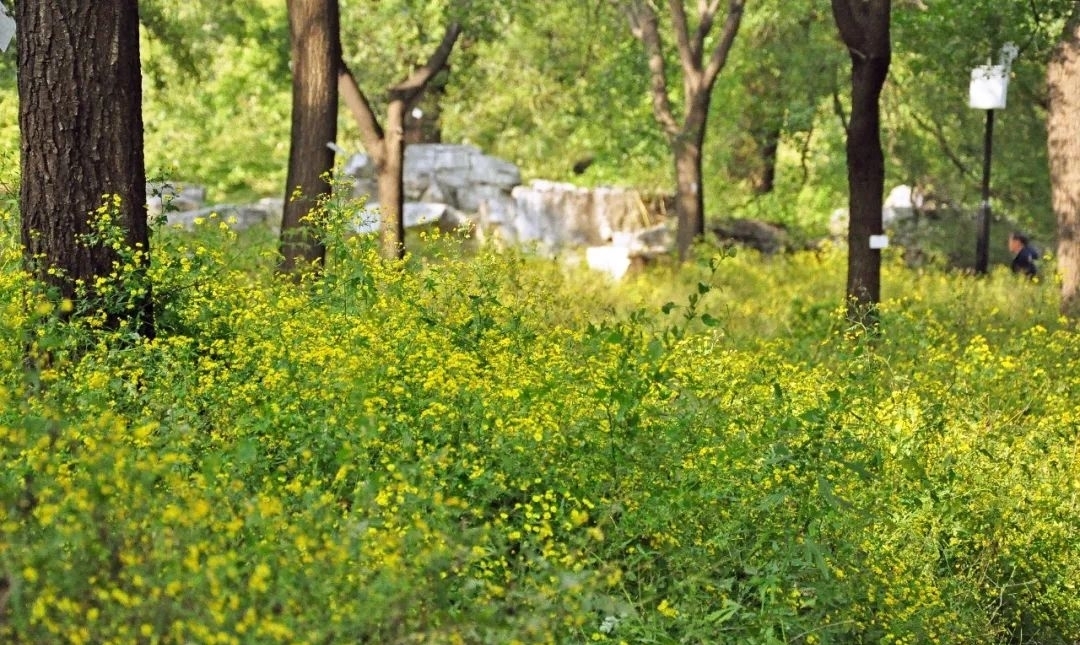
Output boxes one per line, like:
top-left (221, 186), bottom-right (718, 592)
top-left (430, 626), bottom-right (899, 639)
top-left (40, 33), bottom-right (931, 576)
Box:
top-left (1, 200), bottom-right (1078, 644)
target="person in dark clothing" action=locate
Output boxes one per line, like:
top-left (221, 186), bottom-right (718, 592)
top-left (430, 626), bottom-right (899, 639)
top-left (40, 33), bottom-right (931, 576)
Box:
top-left (1008, 231), bottom-right (1039, 278)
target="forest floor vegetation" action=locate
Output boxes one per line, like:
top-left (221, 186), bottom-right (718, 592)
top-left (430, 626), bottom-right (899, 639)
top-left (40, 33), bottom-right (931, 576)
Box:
top-left (1, 203), bottom-right (1078, 644)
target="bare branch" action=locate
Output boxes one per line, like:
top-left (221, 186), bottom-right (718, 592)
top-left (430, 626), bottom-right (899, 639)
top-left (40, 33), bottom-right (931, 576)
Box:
top-left (621, 0), bottom-right (646, 38)
top-left (390, 22), bottom-right (462, 104)
top-left (701, 0), bottom-right (745, 89)
top-left (832, 83), bottom-right (849, 136)
top-left (694, 0), bottom-right (723, 54)
top-left (667, 0), bottom-right (699, 72)
top-left (631, 3), bottom-right (680, 135)
top-left (910, 111), bottom-right (974, 179)
top-left (338, 63), bottom-right (386, 162)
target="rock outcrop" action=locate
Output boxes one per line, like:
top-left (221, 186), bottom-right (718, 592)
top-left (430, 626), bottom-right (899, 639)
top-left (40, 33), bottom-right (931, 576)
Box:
top-left (345, 144), bottom-right (672, 256)
top-left (148, 144), bottom-right (675, 275)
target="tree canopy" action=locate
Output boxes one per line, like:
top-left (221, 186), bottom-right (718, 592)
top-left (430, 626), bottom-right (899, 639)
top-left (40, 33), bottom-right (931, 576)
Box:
top-left (0, 0), bottom-right (1072, 247)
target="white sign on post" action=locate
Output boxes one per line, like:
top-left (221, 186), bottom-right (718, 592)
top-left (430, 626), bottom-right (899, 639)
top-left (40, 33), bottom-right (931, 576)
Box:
top-left (969, 65), bottom-right (1008, 110)
top-left (0, 7), bottom-right (13, 53)
top-left (969, 43), bottom-right (1019, 110)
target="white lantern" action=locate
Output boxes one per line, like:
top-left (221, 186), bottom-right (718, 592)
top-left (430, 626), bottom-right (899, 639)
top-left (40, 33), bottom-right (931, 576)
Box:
top-left (969, 64), bottom-right (1009, 110)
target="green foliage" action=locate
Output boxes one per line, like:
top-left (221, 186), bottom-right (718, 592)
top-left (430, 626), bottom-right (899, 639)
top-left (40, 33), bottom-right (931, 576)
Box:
top-left (1, 0), bottom-right (1066, 237)
top-left (140, 0), bottom-right (291, 202)
top-left (885, 0), bottom-right (1077, 242)
top-left (2, 192), bottom-right (1079, 643)
top-left (441, 2), bottom-right (670, 189)
top-left (705, 1), bottom-right (848, 227)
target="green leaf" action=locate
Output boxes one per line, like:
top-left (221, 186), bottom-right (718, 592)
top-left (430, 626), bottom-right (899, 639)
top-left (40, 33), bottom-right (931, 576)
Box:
top-left (704, 599), bottom-right (742, 625)
top-left (817, 475), bottom-right (852, 510)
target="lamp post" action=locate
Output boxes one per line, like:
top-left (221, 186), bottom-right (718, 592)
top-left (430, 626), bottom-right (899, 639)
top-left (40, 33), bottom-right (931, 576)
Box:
top-left (969, 43), bottom-right (1017, 274)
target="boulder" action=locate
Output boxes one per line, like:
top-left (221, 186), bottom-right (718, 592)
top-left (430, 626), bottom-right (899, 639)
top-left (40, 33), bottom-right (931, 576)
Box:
top-left (163, 202), bottom-right (276, 231)
top-left (147, 182), bottom-right (207, 220)
top-left (829, 184), bottom-right (924, 237)
top-left (341, 144), bottom-right (669, 252)
top-left (152, 144), bottom-right (675, 258)
top-left (352, 202), bottom-right (468, 235)
top-left (712, 219), bottom-right (789, 255)
top-left (344, 143), bottom-right (521, 213)
top-left (883, 184), bottom-right (921, 225)
top-left (586, 246), bottom-right (632, 280)
top-left (507, 180), bottom-right (662, 252)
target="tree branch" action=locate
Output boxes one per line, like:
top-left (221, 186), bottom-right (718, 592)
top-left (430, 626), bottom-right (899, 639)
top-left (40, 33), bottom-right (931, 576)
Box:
top-left (390, 22), bottom-right (462, 104)
top-left (832, 0), bottom-right (891, 57)
top-left (338, 63), bottom-right (385, 162)
top-left (832, 82), bottom-right (849, 136)
top-left (701, 0), bottom-right (745, 89)
top-left (667, 0), bottom-right (699, 72)
top-left (830, 0), bottom-right (863, 50)
top-left (694, 0), bottom-right (723, 56)
top-left (910, 111), bottom-right (974, 179)
top-left (629, 2), bottom-right (680, 135)
top-left (866, 0), bottom-right (891, 57)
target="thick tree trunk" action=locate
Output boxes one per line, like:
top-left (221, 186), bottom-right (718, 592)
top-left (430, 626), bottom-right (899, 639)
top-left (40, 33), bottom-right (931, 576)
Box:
top-left (832, 0), bottom-right (890, 325)
top-left (1048, 9), bottom-right (1080, 319)
top-left (17, 0), bottom-right (152, 338)
top-left (280, 0), bottom-right (341, 274)
top-left (673, 137), bottom-right (705, 261)
top-left (378, 100), bottom-right (407, 260)
top-left (845, 56), bottom-right (889, 314)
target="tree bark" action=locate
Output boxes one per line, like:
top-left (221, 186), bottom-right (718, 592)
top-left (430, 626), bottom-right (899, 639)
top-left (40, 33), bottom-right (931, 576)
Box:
top-left (279, 0), bottom-right (341, 274)
top-left (1048, 8), bottom-right (1080, 319)
top-left (674, 137), bottom-right (705, 256)
top-left (626, 0), bottom-right (745, 262)
top-left (339, 23), bottom-right (461, 260)
top-left (754, 127), bottom-right (780, 195)
top-left (379, 99), bottom-right (407, 259)
top-left (404, 66), bottom-right (450, 144)
top-left (17, 0), bottom-right (153, 338)
top-left (831, 0), bottom-right (891, 324)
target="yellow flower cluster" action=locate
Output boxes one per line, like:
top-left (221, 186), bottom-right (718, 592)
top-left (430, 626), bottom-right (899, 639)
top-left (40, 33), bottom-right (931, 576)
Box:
top-left (1, 209), bottom-right (1079, 643)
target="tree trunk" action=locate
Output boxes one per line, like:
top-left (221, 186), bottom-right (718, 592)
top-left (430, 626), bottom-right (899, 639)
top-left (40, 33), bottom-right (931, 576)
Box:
top-left (832, 0), bottom-right (891, 325)
top-left (379, 99), bottom-right (407, 260)
top-left (752, 125), bottom-right (781, 195)
top-left (673, 137), bottom-right (705, 261)
top-left (404, 66), bottom-right (449, 144)
top-left (337, 23), bottom-right (460, 261)
top-left (845, 56), bottom-right (889, 313)
top-left (280, 0), bottom-right (341, 274)
top-left (17, 0), bottom-right (152, 338)
top-left (1048, 9), bottom-right (1080, 319)
top-left (626, 0), bottom-right (745, 263)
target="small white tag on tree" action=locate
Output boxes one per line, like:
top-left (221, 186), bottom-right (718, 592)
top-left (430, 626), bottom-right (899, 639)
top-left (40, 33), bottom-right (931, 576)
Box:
top-left (869, 234), bottom-right (889, 249)
top-left (0, 8), bottom-right (14, 53)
